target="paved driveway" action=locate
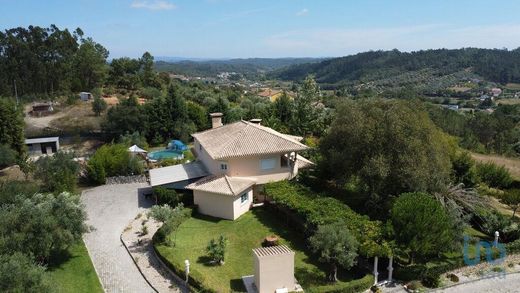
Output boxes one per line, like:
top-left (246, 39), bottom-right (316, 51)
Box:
top-left (437, 272), bottom-right (520, 292)
top-left (82, 183), bottom-right (154, 293)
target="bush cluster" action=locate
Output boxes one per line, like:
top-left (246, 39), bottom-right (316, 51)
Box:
top-left (476, 162), bottom-right (513, 189)
top-left (86, 143), bottom-right (143, 184)
top-left (264, 180), bottom-right (390, 257)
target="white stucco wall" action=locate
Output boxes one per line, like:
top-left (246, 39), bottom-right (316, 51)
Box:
top-left (254, 250), bottom-right (296, 293)
top-left (227, 154), bottom-right (297, 184)
top-left (193, 188), bottom-right (252, 220)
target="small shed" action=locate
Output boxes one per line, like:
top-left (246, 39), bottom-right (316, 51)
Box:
top-left (80, 92), bottom-right (93, 101)
top-left (167, 140), bottom-right (188, 151)
top-left (25, 137), bottom-right (60, 156)
top-left (252, 245), bottom-right (298, 293)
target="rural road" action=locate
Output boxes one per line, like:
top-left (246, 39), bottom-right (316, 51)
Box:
top-left (82, 183), bottom-right (155, 293)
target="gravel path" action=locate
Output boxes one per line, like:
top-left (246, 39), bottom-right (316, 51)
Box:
top-left (82, 183), bottom-right (155, 293)
top-left (121, 215), bottom-right (186, 293)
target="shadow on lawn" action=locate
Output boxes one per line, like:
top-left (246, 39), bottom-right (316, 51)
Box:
top-left (196, 255), bottom-right (218, 267)
top-left (230, 278), bottom-right (246, 292)
top-left (47, 248), bottom-right (75, 271)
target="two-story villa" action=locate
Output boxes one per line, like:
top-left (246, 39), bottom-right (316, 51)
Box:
top-left (149, 113), bottom-right (313, 220)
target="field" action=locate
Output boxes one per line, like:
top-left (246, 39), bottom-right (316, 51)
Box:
top-left (25, 101), bottom-right (105, 137)
top-left (46, 241), bottom-right (103, 293)
top-left (156, 208), bottom-right (365, 292)
top-left (505, 83), bottom-right (520, 90)
top-left (471, 152), bottom-right (520, 180)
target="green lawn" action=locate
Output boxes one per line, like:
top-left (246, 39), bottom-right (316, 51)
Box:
top-left (156, 208), bottom-right (364, 293)
top-left (46, 241), bottom-right (103, 293)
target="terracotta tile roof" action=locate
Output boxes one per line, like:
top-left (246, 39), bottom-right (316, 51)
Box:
top-left (192, 121), bottom-right (308, 159)
top-left (185, 175), bottom-right (255, 196)
top-left (296, 154), bottom-right (314, 169)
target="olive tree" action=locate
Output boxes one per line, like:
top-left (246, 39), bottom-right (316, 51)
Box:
top-left (309, 222), bottom-right (359, 282)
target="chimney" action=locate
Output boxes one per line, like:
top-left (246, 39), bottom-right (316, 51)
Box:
top-left (250, 118), bottom-right (262, 125)
top-left (210, 112), bottom-right (223, 129)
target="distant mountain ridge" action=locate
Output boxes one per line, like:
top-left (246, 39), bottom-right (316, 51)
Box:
top-left (154, 57), bottom-right (328, 77)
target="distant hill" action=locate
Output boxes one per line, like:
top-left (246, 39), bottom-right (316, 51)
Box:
top-left (154, 57), bottom-right (327, 77)
top-left (272, 48), bottom-right (520, 90)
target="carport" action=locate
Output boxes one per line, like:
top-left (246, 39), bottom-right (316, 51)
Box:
top-left (149, 161), bottom-right (209, 189)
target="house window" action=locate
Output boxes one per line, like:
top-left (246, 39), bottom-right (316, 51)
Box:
top-left (220, 163), bottom-right (228, 170)
top-left (240, 193), bottom-right (248, 204)
top-left (260, 158), bottom-right (277, 170)
top-left (280, 155), bottom-right (289, 168)
top-left (199, 144), bottom-right (202, 151)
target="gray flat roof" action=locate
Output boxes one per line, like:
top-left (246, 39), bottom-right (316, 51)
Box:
top-left (149, 161), bottom-right (209, 187)
top-left (25, 137), bottom-right (59, 144)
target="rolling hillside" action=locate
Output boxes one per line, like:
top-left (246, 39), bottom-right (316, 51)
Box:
top-left (272, 48), bottom-right (520, 90)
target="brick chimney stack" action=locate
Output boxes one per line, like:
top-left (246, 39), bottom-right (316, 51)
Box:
top-left (210, 112), bottom-right (223, 129)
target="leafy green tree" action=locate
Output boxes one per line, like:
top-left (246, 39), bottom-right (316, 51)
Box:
top-left (206, 235), bottom-right (227, 265)
top-left (0, 180), bottom-right (39, 205)
top-left (0, 253), bottom-right (51, 293)
top-left (0, 144), bottom-right (16, 168)
top-left (34, 152), bottom-right (80, 193)
top-left (309, 222), bottom-right (359, 282)
top-left (291, 76), bottom-right (321, 136)
top-left (72, 38), bottom-right (109, 91)
top-left (273, 91), bottom-right (293, 124)
top-left (501, 189), bottom-right (520, 219)
top-left (140, 52), bottom-right (159, 88)
top-left (391, 192), bottom-right (457, 263)
top-left (108, 57), bottom-right (141, 89)
top-left (0, 99), bottom-right (24, 154)
top-left (451, 151), bottom-right (479, 187)
top-left (119, 131), bottom-right (149, 149)
top-left (102, 97), bottom-right (147, 140)
top-left (0, 192), bottom-right (88, 261)
top-left (91, 95), bottom-right (107, 116)
top-left (319, 99), bottom-right (453, 208)
top-left (186, 101), bottom-right (208, 131)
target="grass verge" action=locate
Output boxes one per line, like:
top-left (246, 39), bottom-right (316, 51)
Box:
top-left (46, 241), bottom-right (103, 293)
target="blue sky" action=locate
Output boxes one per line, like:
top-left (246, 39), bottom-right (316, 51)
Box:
top-left (2, 0), bottom-right (520, 58)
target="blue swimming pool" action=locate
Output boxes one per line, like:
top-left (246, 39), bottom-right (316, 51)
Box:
top-left (148, 149), bottom-right (184, 161)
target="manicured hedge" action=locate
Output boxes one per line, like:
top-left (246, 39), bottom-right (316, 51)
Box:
top-left (264, 180), bottom-right (391, 256)
top-left (306, 274), bottom-right (374, 293)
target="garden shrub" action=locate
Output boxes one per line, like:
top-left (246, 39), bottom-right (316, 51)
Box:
top-left (476, 162), bottom-right (513, 189)
top-left (307, 274), bottom-right (374, 293)
top-left (86, 143), bottom-right (143, 184)
top-left (153, 187), bottom-right (181, 206)
top-left (421, 270), bottom-right (441, 288)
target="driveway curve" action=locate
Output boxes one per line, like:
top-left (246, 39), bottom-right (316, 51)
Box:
top-left (82, 183), bottom-right (154, 293)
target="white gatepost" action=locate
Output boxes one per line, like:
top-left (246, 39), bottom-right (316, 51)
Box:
top-left (373, 256), bottom-right (379, 285)
top-left (387, 256), bottom-right (393, 283)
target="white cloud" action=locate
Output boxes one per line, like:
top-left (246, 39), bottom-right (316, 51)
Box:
top-left (296, 8), bottom-right (308, 16)
top-left (263, 24), bottom-right (520, 56)
top-left (131, 0), bottom-right (176, 11)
